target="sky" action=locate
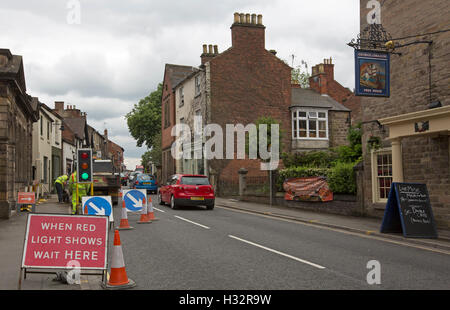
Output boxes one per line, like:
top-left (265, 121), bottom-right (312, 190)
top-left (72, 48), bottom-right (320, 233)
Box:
top-left (0, 0), bottom-right (360, 170)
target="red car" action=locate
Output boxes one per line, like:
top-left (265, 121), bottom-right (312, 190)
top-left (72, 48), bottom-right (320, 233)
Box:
top-left (158, 174), bottom-right (215, 210)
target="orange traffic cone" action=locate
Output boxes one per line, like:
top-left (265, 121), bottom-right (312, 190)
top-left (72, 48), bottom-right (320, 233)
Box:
top-left (117, 200), bottom-right (134, 230)
top-left (147, 195), bottom-right (159, 221)
top-left (101, 230), bottom-right (136, 289)
top-left (137, 198), bottom-right (151, 224)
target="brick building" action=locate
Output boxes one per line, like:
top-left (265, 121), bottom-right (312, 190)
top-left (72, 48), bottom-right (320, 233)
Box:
top-left (358, 0), bottom-right (450, 228)
top-left (309, 58), bottom-right (362, 124)
top-left (161, 64), bottom-right (197, 183)
top-left (0, 49), bottom-right (39, 219)
top-left (105, 131), bottom-right (124, 173)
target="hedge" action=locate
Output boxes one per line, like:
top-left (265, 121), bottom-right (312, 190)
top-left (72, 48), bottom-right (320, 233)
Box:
top-left (327, 162), bottom-right (356, 195)
top-left (277, 162), bottom-right (357, 195)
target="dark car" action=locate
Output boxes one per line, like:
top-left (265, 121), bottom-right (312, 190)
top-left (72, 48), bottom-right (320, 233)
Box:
top-left (158, 174), bottom-right (215, 210)
top-left (133, 173), bottom-right (158, 194)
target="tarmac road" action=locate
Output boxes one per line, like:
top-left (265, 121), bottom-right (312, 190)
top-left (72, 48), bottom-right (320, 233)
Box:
top-left (111, 193), bottom-right (450, 290)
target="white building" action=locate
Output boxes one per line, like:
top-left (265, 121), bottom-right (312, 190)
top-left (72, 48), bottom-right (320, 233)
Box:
top-left (32, 103), bottom-right (63, 197)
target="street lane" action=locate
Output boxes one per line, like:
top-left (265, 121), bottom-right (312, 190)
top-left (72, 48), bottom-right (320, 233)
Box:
top-left (111, 193), bottom-right (450, 289)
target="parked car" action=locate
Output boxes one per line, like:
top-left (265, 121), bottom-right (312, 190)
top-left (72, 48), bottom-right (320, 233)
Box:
top-left (120, 172), bottom-right (129, 186)
top-left (158, 174), bottom-right (215, 210)
top-left (133, 173), bottom-right (158, 194)
top-left (128, 171), bottom-right (141, 187)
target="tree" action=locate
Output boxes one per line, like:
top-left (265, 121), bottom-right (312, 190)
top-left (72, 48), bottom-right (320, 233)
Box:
top-left (126, 83), bottom-right (163, 149)
top-left (141, 131), bottom-right (162, 168)
top-left (282, 58), bottom-right (310, 88)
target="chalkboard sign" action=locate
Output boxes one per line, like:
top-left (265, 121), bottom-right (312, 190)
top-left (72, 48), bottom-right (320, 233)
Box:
top-left (380, 182), bottom-right (438, 238)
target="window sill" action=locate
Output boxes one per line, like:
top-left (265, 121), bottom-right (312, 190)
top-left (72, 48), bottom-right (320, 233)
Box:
top-left (373, 202), bottom-right (387, 210)
top-left (292, 137), bottom-right (329, 141)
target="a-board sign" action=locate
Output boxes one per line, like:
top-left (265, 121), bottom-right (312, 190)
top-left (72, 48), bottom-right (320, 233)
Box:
top-left (21, 213), bottom-right (109, 270)
top-left (18, 192), bottom-right (36, 204)
top-left (380, 182), bottom-right (438, 238)
top-left (82, 196), bottom-right (114, 223)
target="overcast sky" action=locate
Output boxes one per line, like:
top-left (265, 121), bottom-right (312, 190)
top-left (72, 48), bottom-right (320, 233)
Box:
top-left (0, 0), bottom-right (360, 169)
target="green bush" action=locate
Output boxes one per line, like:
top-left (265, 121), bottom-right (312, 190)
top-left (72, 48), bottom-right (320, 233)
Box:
top-left (328, 162), bottom-right (356, 195)
top-left (281, 150), bottom-right (339, 168)
top-left (277, 166), bottom-right (330, 191)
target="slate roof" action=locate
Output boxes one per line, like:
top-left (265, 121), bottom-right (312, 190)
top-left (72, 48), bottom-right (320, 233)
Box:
top-left (291, 88), bottom-right (350, 112)
top-left (165, 64), bottom-right (198, 90)
top-left (63, 117), bottom-right (86, 140)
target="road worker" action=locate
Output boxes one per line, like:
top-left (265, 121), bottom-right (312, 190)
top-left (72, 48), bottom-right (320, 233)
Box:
top-left (69, 171), bottom-right (91, 215)
top-left (54, 174), bottom-right (68, 203)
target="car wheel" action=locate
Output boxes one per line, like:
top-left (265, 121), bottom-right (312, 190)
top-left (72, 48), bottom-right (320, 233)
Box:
top-left (158, 192), bottom-right (165, 205)
top-left (170, 195), bottom-right (177, 210)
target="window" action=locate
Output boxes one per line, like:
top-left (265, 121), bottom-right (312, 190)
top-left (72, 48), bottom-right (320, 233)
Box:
top-left (371, 149), bottom-right (393, 203)
top-left (292, 108), bottom-right (328, 139)
top-left (179, 87), bottom-right (184, 107)
top-left (195, 76), bottom-right (201, 95)
top-left (164, 100), bottom-right (170, 128)
top-left (47, 121), bottom-right (50, 140)
top-left (40, 116), bottom-right (43, 136)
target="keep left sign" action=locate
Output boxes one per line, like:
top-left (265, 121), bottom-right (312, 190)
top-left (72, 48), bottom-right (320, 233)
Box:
top-left (21, 214), bottom-right (108, 270)
top-left (82, 196), bottom-right (114, 223)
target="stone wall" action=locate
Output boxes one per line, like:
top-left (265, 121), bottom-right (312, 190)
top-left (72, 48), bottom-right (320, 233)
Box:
top-left (359, 0), bottom-right (450, 228)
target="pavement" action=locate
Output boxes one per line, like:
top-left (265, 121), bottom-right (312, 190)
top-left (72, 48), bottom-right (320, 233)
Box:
top-left (215, 197), bottom-right (450, 252)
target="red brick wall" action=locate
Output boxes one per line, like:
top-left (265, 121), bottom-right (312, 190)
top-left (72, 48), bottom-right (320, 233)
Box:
top-left (207, 21), bottom-right (292, 190)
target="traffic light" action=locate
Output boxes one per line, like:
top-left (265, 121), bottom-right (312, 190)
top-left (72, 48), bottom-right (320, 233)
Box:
top-left (77, 149), bottom-right (93, 183)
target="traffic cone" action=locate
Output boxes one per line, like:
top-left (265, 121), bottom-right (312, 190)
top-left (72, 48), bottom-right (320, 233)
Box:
top-left (147, 195), bottom-right (159, 221)
top-left (101, 230), bottom-right (136, 289)
top-left (117, 200), bottom-right (134, 230)
top-left (137, 198), bottom-right (151, 224)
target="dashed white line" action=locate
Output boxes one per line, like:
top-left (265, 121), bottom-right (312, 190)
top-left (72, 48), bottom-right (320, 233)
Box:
top-left (228, 235), bottom-right (326, 269)
top-left (174, 216), bottom-right (210, 230)
top-left (153, 207), bottom-right (165, 213)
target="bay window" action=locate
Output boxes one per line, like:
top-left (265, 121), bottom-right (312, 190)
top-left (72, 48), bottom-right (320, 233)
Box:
top-left (292, 108), bottom-right (328, 140)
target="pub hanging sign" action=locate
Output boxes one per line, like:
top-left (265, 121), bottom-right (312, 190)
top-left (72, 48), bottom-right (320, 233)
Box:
top-left (355, 50), bottom-right (390, 97)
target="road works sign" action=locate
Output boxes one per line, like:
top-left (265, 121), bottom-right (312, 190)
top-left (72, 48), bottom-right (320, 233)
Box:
top-left (82, 196), bottom-right (114, 223)
top-left (122, 189), bottom-right (146, 212)
top-left (21, 213), bottom-right (109, 270)
top-left (17, 192), bottom-right (36, 204)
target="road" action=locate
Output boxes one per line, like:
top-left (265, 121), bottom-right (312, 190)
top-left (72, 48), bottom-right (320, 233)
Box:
top-left (112, 192), bottom-right (450, 290)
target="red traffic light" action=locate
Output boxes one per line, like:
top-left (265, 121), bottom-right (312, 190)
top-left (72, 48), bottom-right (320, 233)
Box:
top-left (81, 152), bottom-right (89, 159)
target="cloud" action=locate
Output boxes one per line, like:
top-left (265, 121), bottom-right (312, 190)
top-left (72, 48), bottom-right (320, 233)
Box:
top-left (1, 0), bottom-right (360, 163)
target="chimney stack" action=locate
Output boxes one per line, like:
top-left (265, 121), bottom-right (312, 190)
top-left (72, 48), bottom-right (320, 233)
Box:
top-left (309, 57), bottom-right (335, 95)
top-left (200, 43), bottom-right (219, 65)
top-left (54, 101), bottom-right (64, 112)
top-left (231, 12), bottom-right (265, 50)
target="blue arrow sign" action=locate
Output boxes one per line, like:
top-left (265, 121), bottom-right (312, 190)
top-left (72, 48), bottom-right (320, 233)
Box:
top-left (123, 189), bottom-right (146, 212)
top-left (83, 197), bottom-right (112, 216)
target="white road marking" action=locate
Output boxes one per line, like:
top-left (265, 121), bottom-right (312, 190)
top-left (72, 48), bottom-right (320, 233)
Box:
top-left (174, 216), bottom-right (210, 230)
top-left (153, 207), bottom-right (165, 213)
top-left (228, 235), bottom-right (326, 269)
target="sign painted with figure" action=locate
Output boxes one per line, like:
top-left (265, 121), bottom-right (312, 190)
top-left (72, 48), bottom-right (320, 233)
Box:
top-left (82, 196), bottom-right (114, 223)
top-left (122, 189), bottom-right (147, 212)
top-left (21, 213), bottom-right (109, 269)
top-left (355, 50), bottom-right (390, 97)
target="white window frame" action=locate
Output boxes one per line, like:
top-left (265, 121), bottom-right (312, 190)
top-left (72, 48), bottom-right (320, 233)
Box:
top-left (291, 107), bottom-right (329, 140)
top-left (179, 86), bottom-right (184, 107)
top-left (195, 76), bottom-right (201, 96)
top-left (371, 148), bottom-right (393, 204)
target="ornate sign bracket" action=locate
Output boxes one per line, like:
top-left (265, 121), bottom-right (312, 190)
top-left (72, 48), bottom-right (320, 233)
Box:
top-left (348, 23), bottom-right (401, 55)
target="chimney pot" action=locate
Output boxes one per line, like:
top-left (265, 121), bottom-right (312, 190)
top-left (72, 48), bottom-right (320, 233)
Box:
top-left (213, 45), bottom-right (218, 54)
top-left (239, 13), bottom-right (245, 23)
top-left (245, 13), bottom-right (251, 24)
top-left (257, 14), bottom-right (263, 25)
top-left (251, 14), bottom-right (257, 24)
top-left (208, 44), bottom-right (213, 54)
top-left (203, 44), bottom-right (207, 54)
top-left (234, 12), bottom-right (240, 23)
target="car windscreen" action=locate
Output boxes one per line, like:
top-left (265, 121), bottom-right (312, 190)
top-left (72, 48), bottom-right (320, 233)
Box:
top-left (138, 174), bottom-right (154, 181)
top-left (180, 176), bottom-right (210, 185)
